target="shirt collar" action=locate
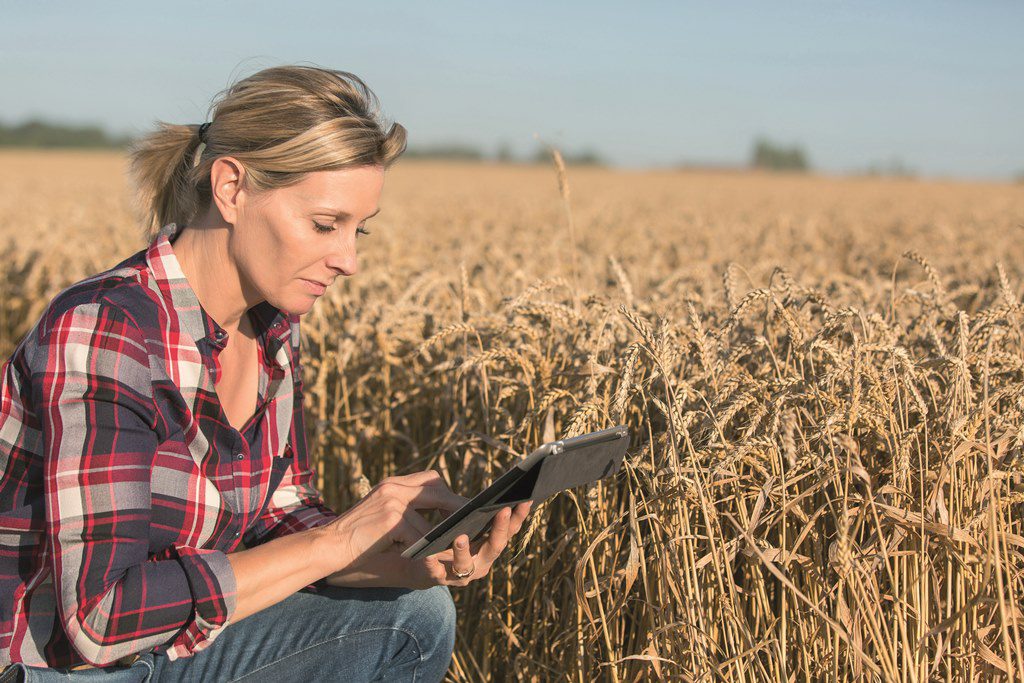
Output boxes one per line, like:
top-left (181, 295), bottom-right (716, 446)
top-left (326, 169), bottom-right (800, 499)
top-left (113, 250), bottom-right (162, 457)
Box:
top-left (144, 222), bottom-right (292, 355)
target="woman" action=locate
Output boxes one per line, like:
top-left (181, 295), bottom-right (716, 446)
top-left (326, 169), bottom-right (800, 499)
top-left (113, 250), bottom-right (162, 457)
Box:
top-left (0, 65), bottom-right (532, 682)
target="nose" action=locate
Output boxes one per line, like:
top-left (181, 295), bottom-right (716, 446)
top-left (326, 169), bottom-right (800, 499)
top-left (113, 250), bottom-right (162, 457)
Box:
top-left (324, 233), bottom-right (359, 277)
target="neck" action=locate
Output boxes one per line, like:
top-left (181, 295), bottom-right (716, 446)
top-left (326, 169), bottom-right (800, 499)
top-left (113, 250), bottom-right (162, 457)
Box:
top-left (171, 216), bottom-right (255, 336)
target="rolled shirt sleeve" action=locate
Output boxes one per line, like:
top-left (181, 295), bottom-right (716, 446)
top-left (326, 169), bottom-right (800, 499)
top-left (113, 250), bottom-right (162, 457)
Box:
top-left (32, 301), bottom-right (236, 666)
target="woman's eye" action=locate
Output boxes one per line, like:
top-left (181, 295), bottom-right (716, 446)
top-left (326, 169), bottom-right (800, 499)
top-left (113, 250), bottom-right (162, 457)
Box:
top-left (314, 221), bottom-right (370, 236)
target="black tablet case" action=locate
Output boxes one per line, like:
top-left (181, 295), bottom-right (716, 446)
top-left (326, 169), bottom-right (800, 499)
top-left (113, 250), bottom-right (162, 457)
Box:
top-left (400, 425), bottom-right (629, 560)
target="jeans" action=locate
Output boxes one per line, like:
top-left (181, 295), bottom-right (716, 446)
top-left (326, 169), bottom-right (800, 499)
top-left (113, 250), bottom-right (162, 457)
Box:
top-left (6, 584), bottom-right (457, 682)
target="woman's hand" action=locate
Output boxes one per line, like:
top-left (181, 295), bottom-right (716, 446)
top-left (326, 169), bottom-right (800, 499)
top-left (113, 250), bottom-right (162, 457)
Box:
top-left (421, 500), bottom-right (534, 588)
top-left (327, 499), bottom-right (533, 589)
top-left (317, 469), bottom-right (534, 589)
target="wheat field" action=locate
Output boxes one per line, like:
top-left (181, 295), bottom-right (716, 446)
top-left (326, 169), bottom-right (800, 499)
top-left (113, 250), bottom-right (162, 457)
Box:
top-left (3, 150), bottom-right (1024, 681)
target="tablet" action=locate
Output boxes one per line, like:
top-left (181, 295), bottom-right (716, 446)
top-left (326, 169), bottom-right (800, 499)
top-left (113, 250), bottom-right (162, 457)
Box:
top-left (400, 425), bottom-right (630, 560)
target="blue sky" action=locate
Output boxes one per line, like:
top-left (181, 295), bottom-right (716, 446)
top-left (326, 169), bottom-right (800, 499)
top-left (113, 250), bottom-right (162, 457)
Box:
top-left (2, 1), bottom-right (1022, 178)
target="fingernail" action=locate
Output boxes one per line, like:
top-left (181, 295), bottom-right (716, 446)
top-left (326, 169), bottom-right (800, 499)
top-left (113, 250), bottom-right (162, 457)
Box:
top-left (457, 538), bottom-right (467, 548)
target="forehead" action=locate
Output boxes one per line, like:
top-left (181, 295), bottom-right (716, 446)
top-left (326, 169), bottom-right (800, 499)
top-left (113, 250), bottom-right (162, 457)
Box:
top-left (290, 165), bottom-right (385, 205)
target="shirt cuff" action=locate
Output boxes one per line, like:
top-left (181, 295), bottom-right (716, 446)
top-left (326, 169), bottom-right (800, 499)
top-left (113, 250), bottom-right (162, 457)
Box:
top-left (171, 547), bottom-right (237, 654)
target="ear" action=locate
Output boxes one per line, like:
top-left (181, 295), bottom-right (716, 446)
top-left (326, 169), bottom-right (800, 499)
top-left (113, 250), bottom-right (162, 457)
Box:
top-left (208, 156), bottom-right (247, 225)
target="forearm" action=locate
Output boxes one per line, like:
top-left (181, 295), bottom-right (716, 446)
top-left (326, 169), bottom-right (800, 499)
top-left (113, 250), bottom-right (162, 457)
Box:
top-left (321, 561), bottom-right (395, 588)
top-left (319, 548), bottom-right (423, 589)
top-left (227, 524), bottom-right (341, 622)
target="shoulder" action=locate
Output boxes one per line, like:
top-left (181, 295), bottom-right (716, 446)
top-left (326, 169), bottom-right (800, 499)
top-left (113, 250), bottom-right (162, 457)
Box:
top-left (28, 250), bottom-right (158, 367)
top-left (38, 251), bottom-right (155, 337)
top-left (21, 283), bottom-right (156, 409)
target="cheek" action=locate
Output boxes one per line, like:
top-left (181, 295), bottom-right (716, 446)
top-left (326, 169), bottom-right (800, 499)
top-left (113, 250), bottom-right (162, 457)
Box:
top-left (240, 217), bottom-right (294, 286)
top-left (265, 225), bottom-right (293, 266)
top-left (260, 222), bottom-right (321, 286)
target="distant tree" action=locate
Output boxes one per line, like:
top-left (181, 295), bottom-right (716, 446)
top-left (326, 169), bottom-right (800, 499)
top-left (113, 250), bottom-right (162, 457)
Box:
top-left (402, 144), bottom-right (484, 160)
top-left (564, 149), bottom-right (604, 166)
top-left (530, 146), bottom-right (605, 166)
top-left (0, 118), bottom-right (130, 148)
top-left (495, 142), bottom-right (516, 163)
top-left (750, 137), bottom-right (809, 172)
top-left (864, 157), bottom-right (916, 178)
top-left (531, 147), bottom-right (550, 164)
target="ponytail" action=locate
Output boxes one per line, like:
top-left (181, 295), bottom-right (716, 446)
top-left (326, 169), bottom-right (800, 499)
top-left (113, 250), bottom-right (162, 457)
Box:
top-left (127, 122), bottom-right (207, 242)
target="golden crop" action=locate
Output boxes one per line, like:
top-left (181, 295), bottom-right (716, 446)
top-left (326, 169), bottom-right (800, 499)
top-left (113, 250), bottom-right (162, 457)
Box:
top-left (3, 150), bottom-right (1024, 681)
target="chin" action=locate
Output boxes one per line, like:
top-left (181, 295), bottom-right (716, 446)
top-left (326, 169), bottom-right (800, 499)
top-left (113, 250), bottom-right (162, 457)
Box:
top-left (285, 297), bottom-right (317, 315)
top-left (264, 292), bottom-right (312, 316)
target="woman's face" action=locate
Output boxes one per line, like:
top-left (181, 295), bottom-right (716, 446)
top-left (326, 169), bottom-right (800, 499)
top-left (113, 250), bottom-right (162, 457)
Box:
top-left (233, 164), bottom-right (385, 315)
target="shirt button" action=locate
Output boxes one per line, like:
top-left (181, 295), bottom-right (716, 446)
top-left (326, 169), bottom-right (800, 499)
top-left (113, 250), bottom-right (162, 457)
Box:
top-left (214, 330), bottom-right (226, 341)
top-left (234, 531), bottom-right (241, 538)
top-left (236, 453), bottom-right (244, 460)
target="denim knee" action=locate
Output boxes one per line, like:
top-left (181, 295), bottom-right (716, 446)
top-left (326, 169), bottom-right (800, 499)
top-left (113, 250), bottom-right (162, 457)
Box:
top-left (407, 584), bottom-right (457, 657)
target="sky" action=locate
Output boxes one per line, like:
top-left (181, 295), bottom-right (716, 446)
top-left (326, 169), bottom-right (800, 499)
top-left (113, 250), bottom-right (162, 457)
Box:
top-left (2, 1), bottom-right (1022, 179)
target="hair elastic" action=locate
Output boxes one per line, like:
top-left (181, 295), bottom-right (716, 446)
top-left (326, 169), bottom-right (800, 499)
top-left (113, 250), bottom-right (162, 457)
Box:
top-left (197, 122), bottom-right (211, 144)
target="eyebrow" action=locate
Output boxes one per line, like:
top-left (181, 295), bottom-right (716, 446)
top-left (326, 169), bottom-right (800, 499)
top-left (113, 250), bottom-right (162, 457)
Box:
top-left (311, 206), bottom-right (381, 220)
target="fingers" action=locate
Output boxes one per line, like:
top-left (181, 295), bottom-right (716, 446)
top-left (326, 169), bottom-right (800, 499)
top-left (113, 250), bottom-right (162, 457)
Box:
top-left (412, 489), bottom-right (470, 514)
top-left (509, 500), bottom-right (533, 535)
top-left (481, 506), bottom-right (514, 563)
top-left (387, 469), bottom-right (447, 487)
top-left (421, 533), bottom-right (475, 588)
top-left (386, 514), bottom-right (431, 551)
top-left (376, 472), bottom-right (469, 514)
top-left (381, 505), bottom-right (434, 552)
top-left (451, 534), bottom-right (474, 574)
top-left (404, 507), bottom-right (434, 539)
top-left (429, 501), bottom-right (534, 559)
top-left (419, 502), bottom-right (536, 587)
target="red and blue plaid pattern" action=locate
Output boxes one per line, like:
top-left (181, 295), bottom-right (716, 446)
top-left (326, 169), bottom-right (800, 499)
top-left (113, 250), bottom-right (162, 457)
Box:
top-left (0, 222), bottom-right (338, 668)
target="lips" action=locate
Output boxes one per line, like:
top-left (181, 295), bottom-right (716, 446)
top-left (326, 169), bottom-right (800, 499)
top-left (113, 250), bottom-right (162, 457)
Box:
top-left (301, 279), bottom-right (328, 295)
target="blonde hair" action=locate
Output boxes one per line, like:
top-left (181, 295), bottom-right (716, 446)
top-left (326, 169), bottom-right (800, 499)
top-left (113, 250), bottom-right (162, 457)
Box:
top-left (127, 65), bottom-right (407, 241)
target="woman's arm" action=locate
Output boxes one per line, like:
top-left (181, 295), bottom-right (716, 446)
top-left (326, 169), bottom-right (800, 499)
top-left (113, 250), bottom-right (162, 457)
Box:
top-left (31, 300), bottom-right (488, 666)
top-left (223, 524), bottom-right (337, 622)
top-left (34, 302), bottom-right (236, 665)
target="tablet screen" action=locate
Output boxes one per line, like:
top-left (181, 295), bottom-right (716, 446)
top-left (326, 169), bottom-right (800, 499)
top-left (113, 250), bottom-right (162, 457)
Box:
top-left (401, 425), bottom-right (629, 560)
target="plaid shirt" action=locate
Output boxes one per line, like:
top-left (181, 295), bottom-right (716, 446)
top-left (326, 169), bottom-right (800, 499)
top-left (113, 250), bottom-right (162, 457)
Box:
top-left (0, 222), bottom-right (338, 668)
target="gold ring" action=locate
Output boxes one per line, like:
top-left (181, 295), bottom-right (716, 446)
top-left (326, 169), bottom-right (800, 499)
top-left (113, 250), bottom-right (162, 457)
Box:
top-left (451, 563), bottom-right (475, 579)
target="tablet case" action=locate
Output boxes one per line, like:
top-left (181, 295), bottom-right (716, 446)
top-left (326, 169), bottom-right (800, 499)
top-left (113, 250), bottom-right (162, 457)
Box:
top-left (400, 425), bottom-right (629, 560)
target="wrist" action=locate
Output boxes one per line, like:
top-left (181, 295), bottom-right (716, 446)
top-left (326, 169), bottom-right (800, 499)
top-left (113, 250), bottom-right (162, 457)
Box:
top-left (308, 520), bottom-right (352, 578)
